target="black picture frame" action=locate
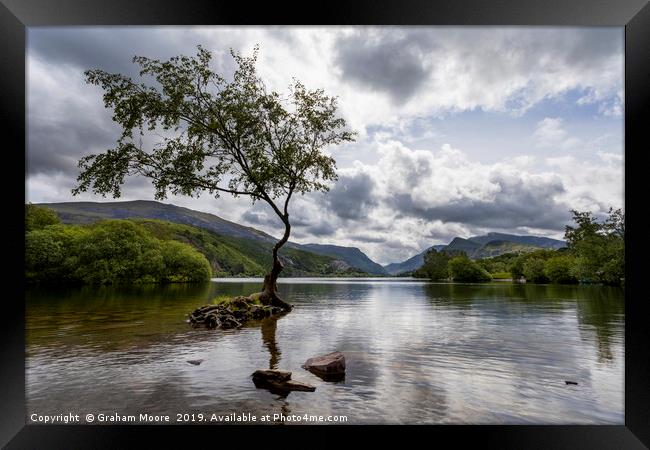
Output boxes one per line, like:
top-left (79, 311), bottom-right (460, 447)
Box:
top-left (1, 0), bottom-right (648, 447)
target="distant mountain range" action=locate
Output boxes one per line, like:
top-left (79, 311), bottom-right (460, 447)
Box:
top-left (302, 243), bottom-right (387, 275)
top-left (38, 201), bottom-right (566, 277)
top-left (383, 232), bottom-right (566, 275)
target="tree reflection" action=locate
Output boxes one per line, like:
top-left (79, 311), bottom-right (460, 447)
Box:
top-left (261, 317), bottom-right (281, 370)
top-left (421, 282), bottom-right (624, 363)
top-left (575, 286), bottom-right (624, 362)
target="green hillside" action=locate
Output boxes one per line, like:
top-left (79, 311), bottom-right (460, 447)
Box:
top-left (40, 201), bottom-right (381, 275)
top-left (473, 240), bottom-right (540, 258)
top-left (133, 218), bottom-right (359, 277)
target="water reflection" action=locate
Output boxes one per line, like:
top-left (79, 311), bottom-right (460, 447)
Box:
top-left (26, 279), bottom-right (624, 424)
top-left (261, 317), bottom-right (281, 370)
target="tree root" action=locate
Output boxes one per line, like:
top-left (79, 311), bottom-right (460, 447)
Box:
top-left (188, 294), bottom-right (291, 330)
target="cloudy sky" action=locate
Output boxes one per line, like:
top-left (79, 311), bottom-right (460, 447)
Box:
top-left (26, 26), bottom-right (624, 264)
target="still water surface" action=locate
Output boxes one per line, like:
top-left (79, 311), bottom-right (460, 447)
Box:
top-left (26, 278), bottom-right (624, 424)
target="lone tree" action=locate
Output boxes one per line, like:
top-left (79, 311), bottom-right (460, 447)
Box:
top-left (72, 46), bottom-right (356, 310)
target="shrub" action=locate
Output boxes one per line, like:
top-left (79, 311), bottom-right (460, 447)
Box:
top-left (413, 249), bottom-right (451, 280)
top-left (522, 258), bottom-right (548, 283)
top-left (448, 256), bottom-right (492, 282)
top-left (544, 255), bottom-right (578, 284)
top-left (25, 204), bottom-right (60, 231)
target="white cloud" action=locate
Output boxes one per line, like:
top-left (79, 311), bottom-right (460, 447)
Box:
top-left (533, 118), bottom-right (581, 149)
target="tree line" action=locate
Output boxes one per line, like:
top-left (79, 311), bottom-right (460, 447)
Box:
top-left (413, 208), bottom-right (624, 286)
top-left (25, 204), bottom-right (212, 284)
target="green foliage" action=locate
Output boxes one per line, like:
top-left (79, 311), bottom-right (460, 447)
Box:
top-left (510, 249), bottom-right (555, 282)
top-left (134, 219), bottom-right (266, 276)
top-left (25, 204), bottom-right (60, 231)
top-left (160, 240), bottom-right (212, 282)
top-left (133, 218), bottom-right (340, 277)
top-left (448, 255), bottom-right (492, 282)
top-left (522, 258), bottom-right (548, 283)
top-left (491, 272), bottom-right (511, 280)
top-left (564, 208), bottom-right (624, 285)
top-left (544, 255), bottom-right (578, 284)
top-left (25, 224), bottom-right (90, 282)
top-left (25, 219), bottom-right (211, 285)
top-left (493, 208), bottom-right (624, 286)
top-left (476, 252), bottom-right (519, 276)
top-left (413, 249), bottom-right (451, 280)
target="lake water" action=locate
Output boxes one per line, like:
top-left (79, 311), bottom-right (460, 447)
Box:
top-left (26, 278), bottom-right (624, 424)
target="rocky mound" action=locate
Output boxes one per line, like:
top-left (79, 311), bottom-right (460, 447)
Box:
top-left (188, 296), bottom-right (286, 329)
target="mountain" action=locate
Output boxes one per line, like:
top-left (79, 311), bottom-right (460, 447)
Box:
top-left (133, 219), bottom-right (362, 277)
top-left (40, 200), bottom-right (277, 243)
top-left (444, 237), bottom-right (482, 253)
top-left (471, 240), bottom-right (542, 258)
top-left (383, 244), bottom-right (447, 275)
top-left (383, 234), bottom-right (566, 275)
top-left (303, 244), bottom-right (388, 275)
top-left (469, 232), bottom-right (565, 249)
top-left (384, 251), bottom-right (427, 275)
top-left (38, 200), bottom-right (384, 275)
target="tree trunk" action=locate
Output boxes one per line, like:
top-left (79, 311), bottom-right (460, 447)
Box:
top-left (258, 217), bottom-right (292, 311)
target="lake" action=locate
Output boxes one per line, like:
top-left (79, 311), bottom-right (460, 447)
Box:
top-left (26, 278), bottom-right (624, 424)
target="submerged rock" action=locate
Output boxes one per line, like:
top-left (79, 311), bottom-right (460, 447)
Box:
top-left (302, 351), bottom-right (346, 381)
top-left (251, 369), bottom-right (316, 394)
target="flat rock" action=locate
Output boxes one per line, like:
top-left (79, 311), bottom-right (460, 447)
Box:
top-left (302, 351), bottom-right (346, 380)
top-left (280, 380), bottom-right (316, 392)
top-left (252, 369), bottom-right (292, 383)
top-left (186, 359), bottom-right (204, 366)
top-left (251, 369), bottom-right (316, 394)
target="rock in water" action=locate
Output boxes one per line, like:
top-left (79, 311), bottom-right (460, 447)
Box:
top-left (187, 359), bottom-right (203, 366)
top-left (188, 299), bottom-right (289, 330)
top-left (302, 351), bottom-right (346, 381)
top-left (281, 380), bottom-right (317, 392)
top-left (251, 369), bottom-right (316, 394)
top-left (252, 369), bottom-right (292, 384)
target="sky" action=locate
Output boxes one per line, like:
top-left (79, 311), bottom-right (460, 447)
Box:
top-left (26, 26), bottom-right (624, 265)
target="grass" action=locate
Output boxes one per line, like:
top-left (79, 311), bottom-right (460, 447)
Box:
top-left (491, 271), bottom-right (512, 280)
top-left (210, 294), bottom-right (235, 305)
top-left (209, 293), bottom-right (264, 307)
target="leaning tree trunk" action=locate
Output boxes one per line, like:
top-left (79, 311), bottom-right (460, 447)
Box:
top-left (257, 218), bottom-right (293, 311)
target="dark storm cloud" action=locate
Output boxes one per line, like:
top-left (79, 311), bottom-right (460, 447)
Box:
top-left (387, 174), bottom-right (571, 231)
top-left (334, 30), bottom-right (435, 103)
top-left (325, 172), bottom-right (377, 220)
top-left (241, 209), bottom-right (283, 227)
top-left (27, 28), bottom-right (247, 178)
top-left (348, 234), bottom-right (385, 244)
top-left (305, 222), bottom-right (337, 237)
top-left (29, 28), bottom-right (225, 78)
top-left (27, 111), bottom-right (118, 176)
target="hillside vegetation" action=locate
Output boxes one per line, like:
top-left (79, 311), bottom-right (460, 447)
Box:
top-left (133, 218), bottom-right (364, 277)
top-left (414, 209), bottom-right (624, 286)
top-left (384, 234), bottom-right (564, 275)
top-left (25, 205), bottom-right (365, 284)
top-left (39, 201), bottom-right (374, 275)
top-left (26, 205), bottom-right (211, 284)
